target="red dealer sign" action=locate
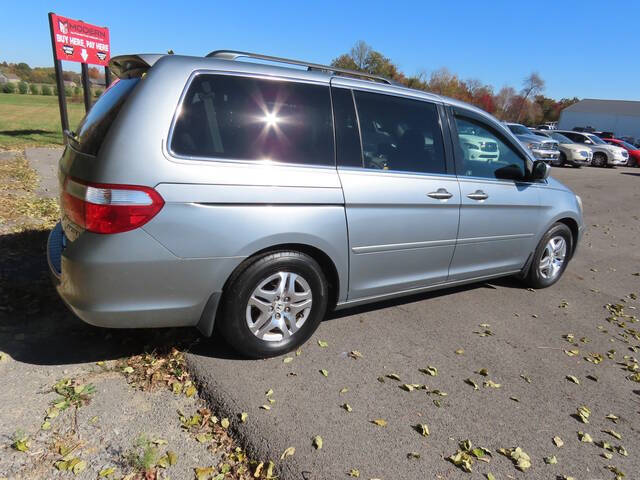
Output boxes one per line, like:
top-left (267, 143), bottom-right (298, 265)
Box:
top-left (51, 13), bottom-right (110, 66)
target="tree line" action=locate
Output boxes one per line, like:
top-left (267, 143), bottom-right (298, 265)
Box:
top-left (331, 41), bottom-right (578, 125)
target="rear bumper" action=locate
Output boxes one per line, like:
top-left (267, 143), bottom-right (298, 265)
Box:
top-left (47, 222), bottom-right (242, 331)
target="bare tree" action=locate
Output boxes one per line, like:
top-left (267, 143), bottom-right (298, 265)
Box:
top-left (350, 41), bottom-right (372, 71)
top-left (516, 72), bottom-right (545, 122)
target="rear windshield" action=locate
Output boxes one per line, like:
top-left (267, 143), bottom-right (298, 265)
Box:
top-left (72, 78), bottom-right (140, 155)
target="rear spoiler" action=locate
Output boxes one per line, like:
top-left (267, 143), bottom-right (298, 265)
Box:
top-left (109, 54), bottom-right (165, 79)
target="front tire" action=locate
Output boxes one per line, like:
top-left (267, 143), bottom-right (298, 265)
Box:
top-left (219, 251), bottom-right (328, 358)
top-left (558, 152), bottom-right (567, 167)
top-left (592, 152), bottom-right (607, 168)
top-left (523, 223), bottom-right (573, 289)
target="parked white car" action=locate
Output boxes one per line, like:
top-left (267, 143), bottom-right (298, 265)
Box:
top-left (557, 130), bottom-right (628, 167)
top-left (532, 130), bottom-right (592, 167)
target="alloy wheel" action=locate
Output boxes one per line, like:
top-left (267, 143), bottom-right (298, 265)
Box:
top-left (245, 271), bottom-right (313, 342)
top-left (538, 236), bottom-right (567, 280)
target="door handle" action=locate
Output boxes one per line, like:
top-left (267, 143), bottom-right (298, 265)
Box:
top-left (467, 190), bottom-right (489, 201)
top-left (427, 188), bottom-right (453, 200)
top-left (467, 190), bottom-right (489, 200)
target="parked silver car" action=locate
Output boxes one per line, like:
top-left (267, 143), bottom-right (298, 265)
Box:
top-left (47, 50), bottom-right (584, 357)
top-left (557, 130), bottom-right (629, 167)
top-left (506, 123), bottom-right (561, 164)
top-left (531, 130), bottom-right (592, 167)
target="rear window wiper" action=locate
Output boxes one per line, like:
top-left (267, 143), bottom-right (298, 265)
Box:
top-left (64, 129), bottom-right (79, 145)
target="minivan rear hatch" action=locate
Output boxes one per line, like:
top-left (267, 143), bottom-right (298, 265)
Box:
top-left (60, 54), bottom-right (163, 240)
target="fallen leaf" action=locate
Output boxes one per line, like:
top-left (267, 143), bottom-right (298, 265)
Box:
top-left (318, 340), bottom-right (329, 348)
top-left (349, 350), bottom-right (362, 359)
top-left (221, 418), bottom-right (230, 428)
top-left (465, 378), bottom-right (479, 390)
top-left (419, 366), bottom-right (438, 376)
top-left (348, 469), bottom-right (360, 477)
top-left (520, 374), bottom-right (532, 383)
top-left (260, 405), bottom-right (271, 410)
top-left (455, 348), bottom-right (465, 355)
top-left (553, 436), bottom-right (564, 447)
top-left (414, 423), bottom-right (429, 437)
top-left (371, 419), bottom-right (387, 427)
top-left (603, 429), bottom-right (622, 439)
top-left (240, 412), bottom-right (248, 423)
top-left (577, 405), bottom-right (591, 423)
top-left (483, 380), bottom-right (501, 388)
top-left (578, 431), bottom-right (593, 443)
top-left (477, 368), bottom-right (489, 376)
top-left (195, 467), bottom-right (215, 480)
top-left (313, 435), bottom-right (323, 450)
top-left (98, 467), bottom-right (116, 477)
top-left (342, 403), bottom-right (352, 412)
top-left (566, 375), bottom-right (580, 385)
top-left (564, 349), bottom-right (579, 357)
top-left (283, 357), bottom-right (293, 364)
top-left (195, 433), bottom-right (212, 443)
top-left (339, 387), bottom-right (349, 394)
top-left (401, 384), bottom-right (415, 392)
top-left (320, 369), bottom-right (329, 377)
top-left (606, 413), bottom-right (619, 423)
top-left (280, 446), bottom-right (295, 460)
top-left (407, 452), bottom-right (421, 459)
top-left (544, 455), bottom-right (557, 464)
top-left (385, 373), bottom-right (400, 381)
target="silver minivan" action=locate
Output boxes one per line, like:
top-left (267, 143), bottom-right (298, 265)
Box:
top-left (47, 50), bottom-right (584, 357)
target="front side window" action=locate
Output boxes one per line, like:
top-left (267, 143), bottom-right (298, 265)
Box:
top-left (454, 116), bottom-right (527, 180)
top-left (171, 74), bottom-right (334, 166)
top-left (353, 91), bottom-right (446, 175)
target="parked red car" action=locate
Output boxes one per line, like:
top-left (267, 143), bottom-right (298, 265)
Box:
top-left (603, 138), bottom-right (640, 167)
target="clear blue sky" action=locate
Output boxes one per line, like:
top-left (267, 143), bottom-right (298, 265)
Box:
top-left (2, 0), bottom-right (639, 100)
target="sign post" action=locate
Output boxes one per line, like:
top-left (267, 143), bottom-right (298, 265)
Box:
top-left (48, 12), bottom-right (111, 139)
top-left (48, 13), bottom-right (70, 138)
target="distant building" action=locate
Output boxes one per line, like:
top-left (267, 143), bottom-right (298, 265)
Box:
top-left (558, 99), bottom-right (640, 139)
top-left (89, 77), bottom-right (106, 88)
top-left (0, 72), bottom-right (21, 84)
top-left (63, 80), bottom-right (77, 88)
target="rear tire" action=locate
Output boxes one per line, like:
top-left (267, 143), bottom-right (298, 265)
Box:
top-left (219, 251), bottom-right (328, 358)
top-left (523, 223), bottom-right (573, 289)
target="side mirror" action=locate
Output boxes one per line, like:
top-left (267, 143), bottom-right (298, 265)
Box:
top-left (531, 160), bottom-right (551, 180)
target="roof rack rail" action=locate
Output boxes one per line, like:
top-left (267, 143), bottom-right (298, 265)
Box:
top-left (206, 50), bottom-right (393, 85)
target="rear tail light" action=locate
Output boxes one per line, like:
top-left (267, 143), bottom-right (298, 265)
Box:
top-left (62, 177), bottom-right (164, 234)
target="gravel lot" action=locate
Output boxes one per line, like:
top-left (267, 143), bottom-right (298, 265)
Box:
top-left (187, 165), bottom-right (640, 480)
top-left (1, 149), bottom-right (639, 480)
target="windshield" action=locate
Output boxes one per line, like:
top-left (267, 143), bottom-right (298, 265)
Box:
top-left (617, 141), bottom-right (637, 150)
top-left (550, 132), bottom-right (573, 144)
top-left (587, 134), bottom-right (606, 145)
top-left (508, 124), bottom-right (532, 135)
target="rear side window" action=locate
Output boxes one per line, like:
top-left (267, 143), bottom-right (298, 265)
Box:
top-left (332, 87), bottom-right (362, 168)
top-left (353, 91), bottom-right (446, 175)
top-left (171, 74), bottom-right (334, 166)
top-left (73, 78), bottom-right (140, 156)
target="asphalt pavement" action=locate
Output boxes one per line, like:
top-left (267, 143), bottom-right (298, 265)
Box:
top-left (187, 166), bottom-right (640, 480)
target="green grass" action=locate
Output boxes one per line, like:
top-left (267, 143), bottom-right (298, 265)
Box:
top-left (0, 94), bottom-right (85, 149)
